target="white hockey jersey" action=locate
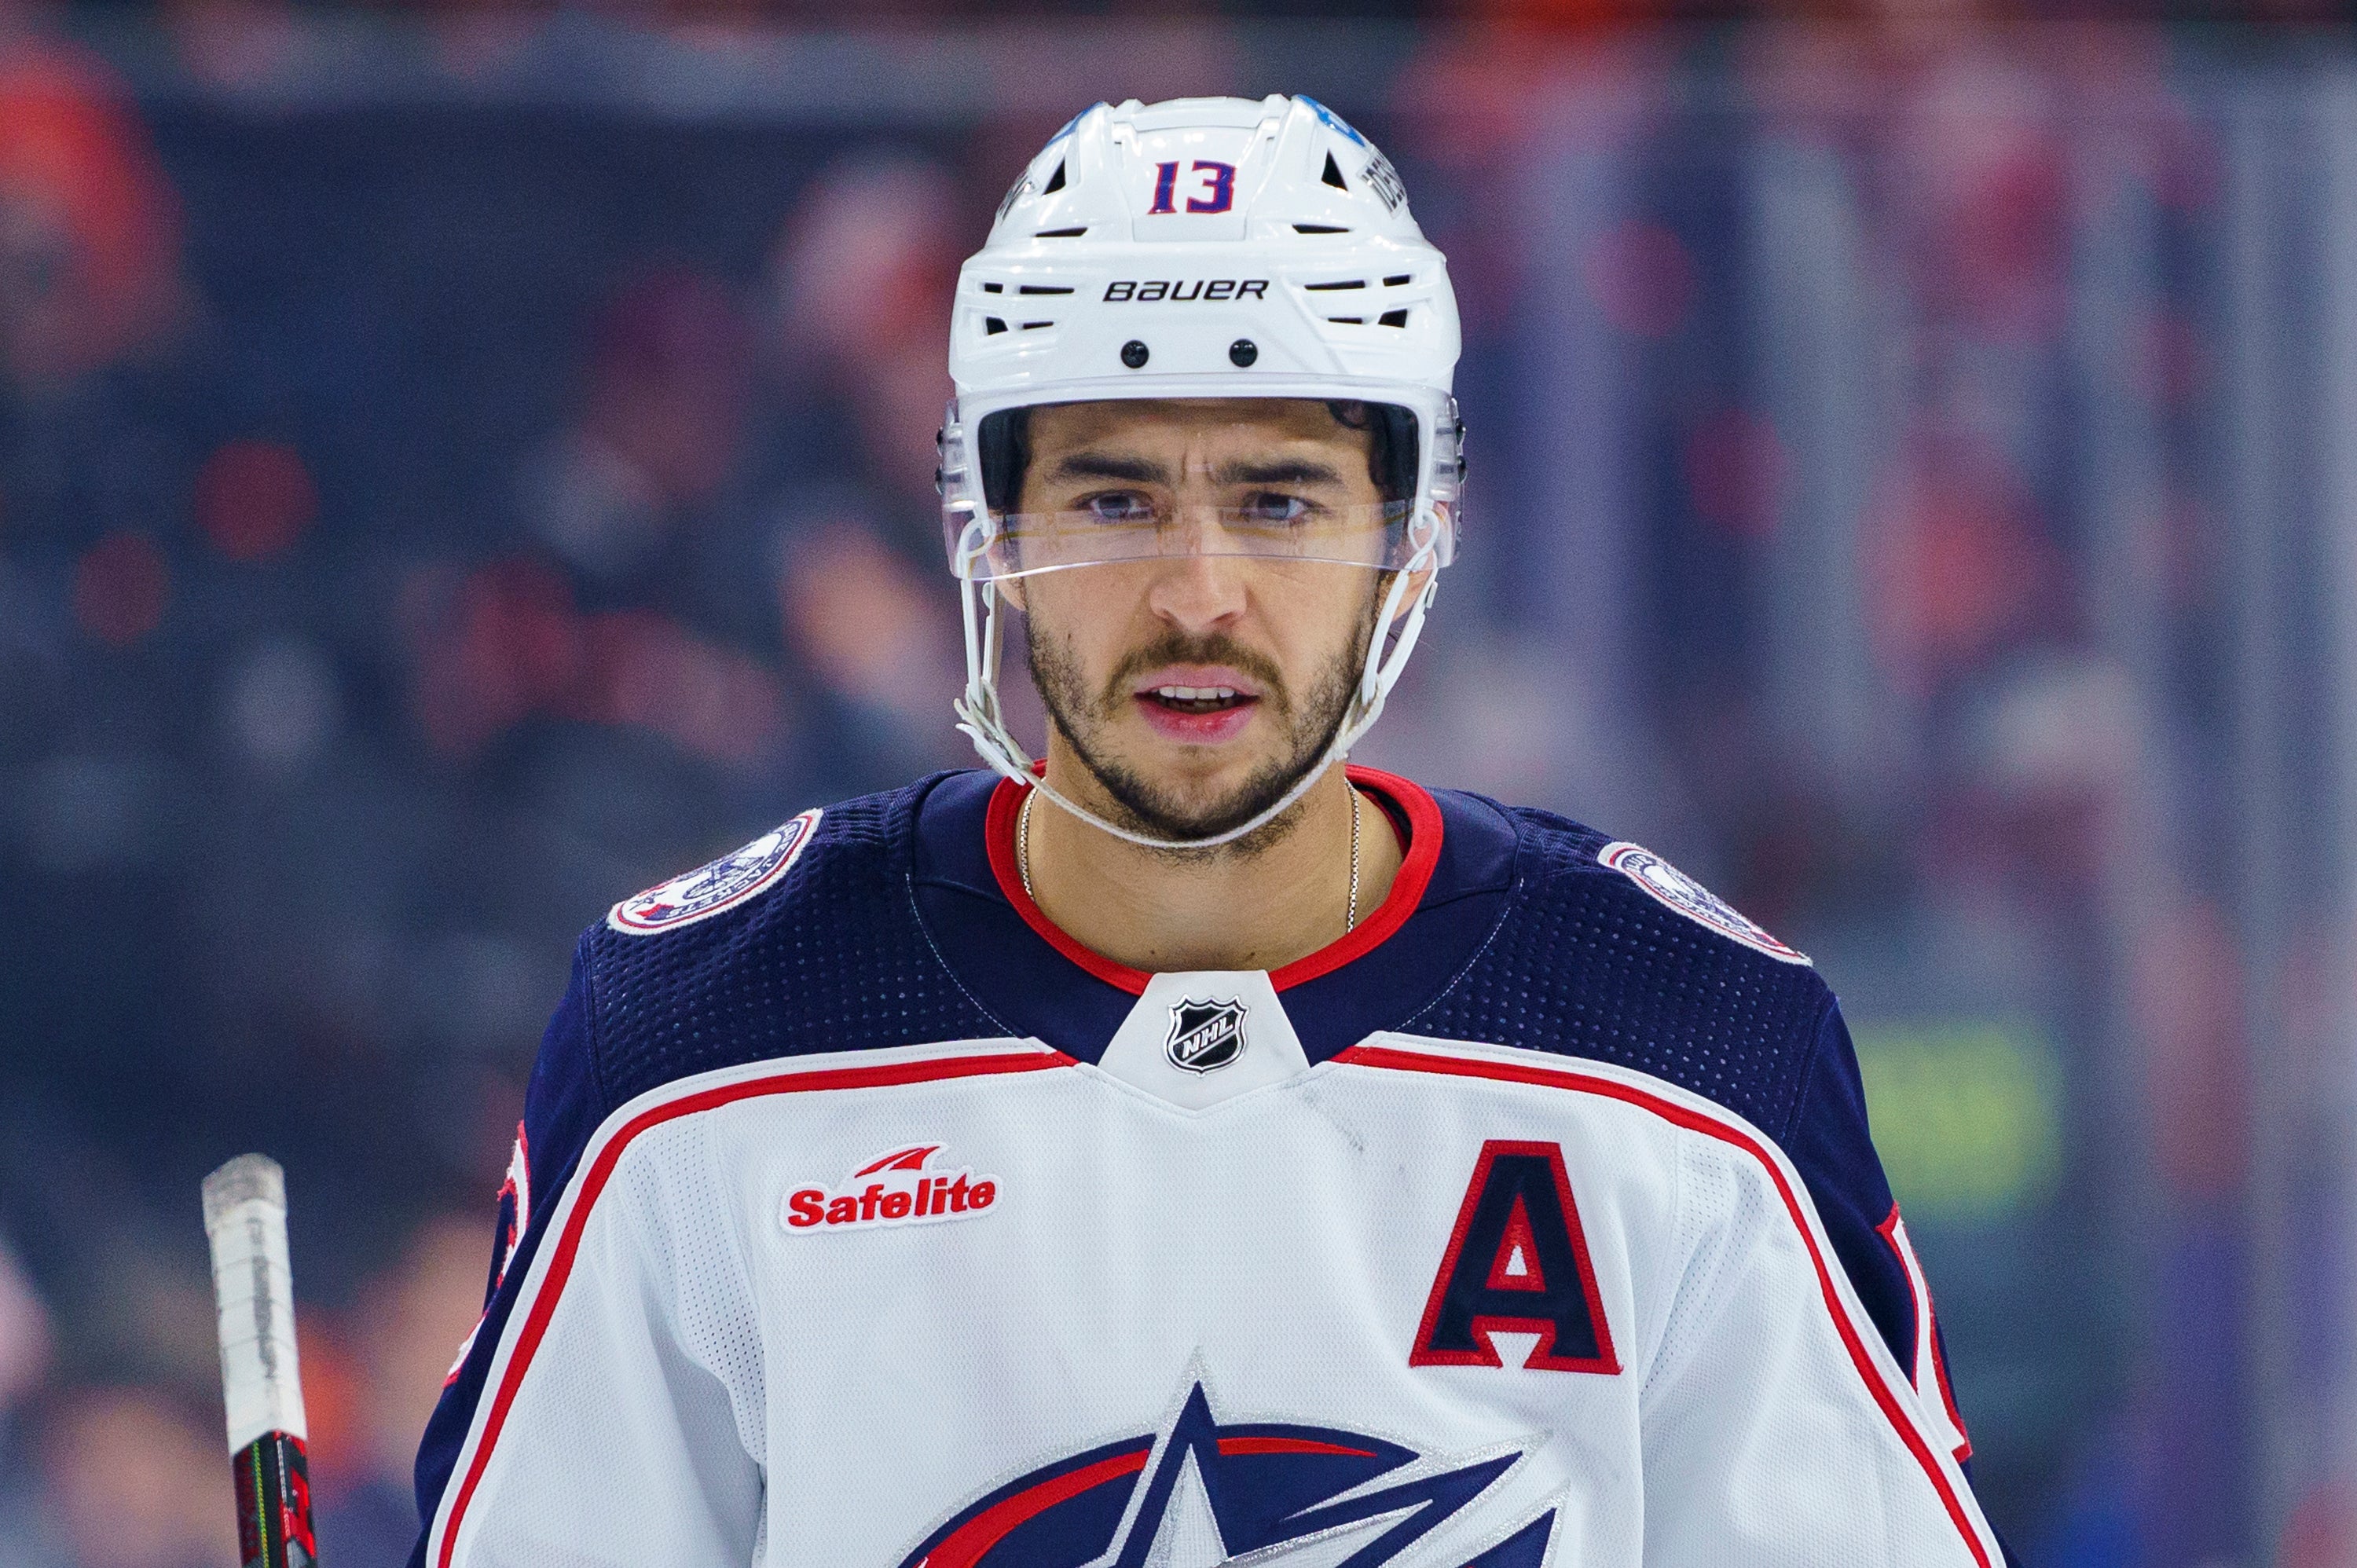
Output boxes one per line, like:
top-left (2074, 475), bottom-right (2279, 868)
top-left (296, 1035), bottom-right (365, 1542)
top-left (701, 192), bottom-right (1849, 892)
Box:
top-left (410, 768), bottom-right (2002, 1568)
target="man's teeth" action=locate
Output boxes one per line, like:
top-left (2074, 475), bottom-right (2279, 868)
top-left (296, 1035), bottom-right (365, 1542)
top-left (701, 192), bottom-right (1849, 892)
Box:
top-left (1154, 686), bottom-right (1240, 702)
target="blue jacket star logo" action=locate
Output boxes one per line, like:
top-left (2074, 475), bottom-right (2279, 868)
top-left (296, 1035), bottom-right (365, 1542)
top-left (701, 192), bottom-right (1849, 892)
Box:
top-left (898, 1382), bottom-right (1556, 1568)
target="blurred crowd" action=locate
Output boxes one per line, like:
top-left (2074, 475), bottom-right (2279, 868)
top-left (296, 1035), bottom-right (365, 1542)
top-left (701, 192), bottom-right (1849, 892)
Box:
top-left (0, 10), bottom-right (1000, 1563)
top-left (0, 1217), bottom-right (488, 1567)
top-left (0, 5), bottom-right (2350, 1566)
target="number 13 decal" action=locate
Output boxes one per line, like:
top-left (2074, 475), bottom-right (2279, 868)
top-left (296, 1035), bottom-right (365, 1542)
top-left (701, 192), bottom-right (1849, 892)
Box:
top-left (1149, 159), bottom-right (1237, 215)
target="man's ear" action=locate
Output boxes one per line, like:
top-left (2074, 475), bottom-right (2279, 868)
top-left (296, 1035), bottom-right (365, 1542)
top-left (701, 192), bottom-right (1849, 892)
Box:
top-left (995, 575), bottom-right (1027, 615)
top-left (1382, 562), bottom-right (1435, 628)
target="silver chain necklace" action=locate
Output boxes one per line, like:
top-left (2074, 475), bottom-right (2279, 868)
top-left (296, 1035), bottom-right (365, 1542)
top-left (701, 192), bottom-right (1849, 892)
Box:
top-left (1017, 786), bottom-right (1365, 936)
top-left (1346, 789), bottom-right (1362, 933)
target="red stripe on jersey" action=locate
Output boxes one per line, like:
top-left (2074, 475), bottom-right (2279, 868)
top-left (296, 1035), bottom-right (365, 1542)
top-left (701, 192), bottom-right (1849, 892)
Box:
top-left (925, 1448), bottom-right (1150, 1568)
top-left (433, 1047), bottom-right (1073, 1568)
top-left (1215, 1436), bottom-right (1378, 1458)
top-left (1333, 1041), bottom-right (1997, 1568)
top-left (983, 764), bottom-right (1445, 996)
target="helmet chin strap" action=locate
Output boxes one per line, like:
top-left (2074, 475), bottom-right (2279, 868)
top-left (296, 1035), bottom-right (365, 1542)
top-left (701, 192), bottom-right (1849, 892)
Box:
top-left (952, 537), bottom-right (1440, 854)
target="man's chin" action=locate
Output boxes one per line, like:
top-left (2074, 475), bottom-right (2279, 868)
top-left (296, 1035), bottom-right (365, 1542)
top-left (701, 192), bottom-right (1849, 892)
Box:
top-left (1073, 742), bottom-right (1321, 846)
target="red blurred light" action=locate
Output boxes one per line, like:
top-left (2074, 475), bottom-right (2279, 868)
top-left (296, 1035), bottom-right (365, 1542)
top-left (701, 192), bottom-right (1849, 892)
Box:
top-left (71, 530), bottom-right (168, 645)
top-left (1684, 407), bottom-right (1787, 539)
top-left (1579, 219), bottom-right (1695, 339)
top-left (194, 439), bottom-right (317, 560)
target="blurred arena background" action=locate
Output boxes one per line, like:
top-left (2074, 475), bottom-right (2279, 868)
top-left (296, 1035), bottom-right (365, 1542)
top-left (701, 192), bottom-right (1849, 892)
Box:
top-left (0, 2), bottom-right (2352, 1564)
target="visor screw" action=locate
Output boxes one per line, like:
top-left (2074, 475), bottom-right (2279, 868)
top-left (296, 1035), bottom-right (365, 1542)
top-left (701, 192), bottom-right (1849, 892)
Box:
top-left (1120, 339), bottom-right (1149, 368)
top-left (1229, 339), bottom-right (1258, 367)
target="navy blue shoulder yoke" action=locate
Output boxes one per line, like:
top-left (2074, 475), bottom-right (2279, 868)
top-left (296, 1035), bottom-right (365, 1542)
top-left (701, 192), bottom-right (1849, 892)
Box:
top-left (1404, 799), bottom-right (1839, 1152)
top-left (583, 778), bottom-right (1006, 1109)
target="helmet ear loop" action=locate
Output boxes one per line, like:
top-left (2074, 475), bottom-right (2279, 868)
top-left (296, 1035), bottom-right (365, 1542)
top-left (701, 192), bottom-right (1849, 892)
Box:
top-left (1347, 516), bottom-right (1443, 729)
top-left (954, 574), bottom-right (1039, 788)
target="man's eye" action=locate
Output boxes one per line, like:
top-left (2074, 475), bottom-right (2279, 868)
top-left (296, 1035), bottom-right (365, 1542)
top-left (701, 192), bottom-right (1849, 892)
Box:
top-left (1241, 493), bottom-right (1310, 525)
top-left (1083, 493), bottom-right (1155, 523)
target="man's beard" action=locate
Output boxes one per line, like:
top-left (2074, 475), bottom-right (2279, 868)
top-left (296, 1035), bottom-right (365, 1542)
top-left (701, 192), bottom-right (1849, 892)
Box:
top-left (1026, 596), bottom-right (1377, 852)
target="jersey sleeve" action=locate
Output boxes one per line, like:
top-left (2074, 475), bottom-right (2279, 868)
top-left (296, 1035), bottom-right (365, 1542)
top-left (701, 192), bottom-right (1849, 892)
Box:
top-left (1783, 998), bottom-right (1976, 1465)
top-left (407, 937), bottom-right (764, 1568)
top-left (1634, 1070), bottom-right (2005, 1566)
top-left (409, 939), bottom-right (608, 1568)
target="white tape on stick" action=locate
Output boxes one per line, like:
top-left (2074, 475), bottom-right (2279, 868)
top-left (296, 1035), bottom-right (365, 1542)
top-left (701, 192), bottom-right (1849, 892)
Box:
top-left (202, 1154), bottom-right (308, 1453)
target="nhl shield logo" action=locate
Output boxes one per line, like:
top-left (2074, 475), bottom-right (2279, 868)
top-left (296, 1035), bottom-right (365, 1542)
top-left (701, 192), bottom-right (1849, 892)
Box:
top-left (1164, 997), bottom-right (1248, 1075)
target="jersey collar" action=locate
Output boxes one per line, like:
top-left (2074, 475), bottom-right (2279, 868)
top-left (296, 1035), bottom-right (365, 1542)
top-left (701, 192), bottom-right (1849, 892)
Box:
top-left (908, 768), bottom-right (1516, 1064)
top-left (981, 764), bottom-right (1445, 997)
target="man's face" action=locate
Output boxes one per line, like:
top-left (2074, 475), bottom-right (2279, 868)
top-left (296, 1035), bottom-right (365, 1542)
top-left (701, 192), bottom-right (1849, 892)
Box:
top-left (1011, 398), bottom-right (1394, 845)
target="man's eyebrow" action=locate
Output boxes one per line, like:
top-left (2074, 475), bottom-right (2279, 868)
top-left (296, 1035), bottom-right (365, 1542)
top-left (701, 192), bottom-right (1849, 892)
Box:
top-left (1043, 452), bottom-right (1351, 488)
top-left (1047, 452), bottom-right (1172, 486)
top-left (1214, 456), bottom-right (1347, 486)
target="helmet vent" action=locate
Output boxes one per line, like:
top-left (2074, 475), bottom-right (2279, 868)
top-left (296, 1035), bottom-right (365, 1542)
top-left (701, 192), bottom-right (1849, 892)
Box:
top-left (1327, 316), bottom-right (1365, 325)
top-left (1379, 309), bottom-right (1409, 327)
top-left (1036, 226), bottom-right (1088, 238)
top-left (1022, 321), bottom-right (1054, 330)
top-left (1384, 273), bottom-right (1413, 286)
top-left (981, 281), bottom-right (1003, 293)
top-left (1041, 160), bottom-right (1067, 194)
top-left (1303, 280), bottom-right (1366, 291)
top-left (1294, 224), bottom-right (1349, 235)
top-left (984, 317), bottom-right (1007, 335)
top-left (1321, 152), bottom-right (1348, 190)
top-left (1017, 284), bottom-right (1074, 295)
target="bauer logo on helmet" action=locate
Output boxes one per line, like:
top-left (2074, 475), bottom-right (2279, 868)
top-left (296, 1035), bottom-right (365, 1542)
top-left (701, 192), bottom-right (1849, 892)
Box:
top-left (1101, 280), bottom-right (1269, 303)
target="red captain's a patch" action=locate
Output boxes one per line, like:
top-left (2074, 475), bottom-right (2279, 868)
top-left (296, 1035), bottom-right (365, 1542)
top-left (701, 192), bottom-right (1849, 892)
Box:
top-left (1411, 1140), bottom-right (1620, 1374)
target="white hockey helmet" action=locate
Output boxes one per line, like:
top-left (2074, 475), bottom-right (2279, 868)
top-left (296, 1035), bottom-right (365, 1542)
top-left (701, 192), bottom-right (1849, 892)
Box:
top-left (939, 94), bottom-right (1466, 849)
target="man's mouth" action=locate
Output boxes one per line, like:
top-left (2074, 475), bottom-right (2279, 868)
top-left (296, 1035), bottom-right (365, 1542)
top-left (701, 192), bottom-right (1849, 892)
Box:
top-left (1144, 684), bottom-right (1253, 716)
top-left (1127, 665), bottom-right (1267, 743)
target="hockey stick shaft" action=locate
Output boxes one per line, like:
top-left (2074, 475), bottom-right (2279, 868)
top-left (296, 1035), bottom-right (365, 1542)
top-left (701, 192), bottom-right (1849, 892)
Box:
top-left (203, 1155), bottom-right (320, 1568)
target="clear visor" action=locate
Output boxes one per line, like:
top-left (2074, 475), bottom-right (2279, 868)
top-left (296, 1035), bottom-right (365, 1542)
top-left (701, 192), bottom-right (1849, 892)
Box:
top-left (956, 497), bottom-right (1421, 582)
top-left (944, 397), bottom-right (1436, 583)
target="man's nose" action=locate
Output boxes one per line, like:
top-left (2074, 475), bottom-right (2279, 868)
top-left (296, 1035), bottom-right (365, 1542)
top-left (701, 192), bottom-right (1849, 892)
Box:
top-left (1145, 531), bottom-right (1248, 634)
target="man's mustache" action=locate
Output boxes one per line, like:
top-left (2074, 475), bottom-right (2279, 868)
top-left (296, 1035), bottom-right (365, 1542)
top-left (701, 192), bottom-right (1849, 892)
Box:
top-left (1101, 636), bottom-right (1288, 713)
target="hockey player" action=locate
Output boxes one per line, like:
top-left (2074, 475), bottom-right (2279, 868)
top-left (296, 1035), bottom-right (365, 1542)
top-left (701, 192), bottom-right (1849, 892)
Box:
top-left (412, 96), bottom-right (2007, 1566)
